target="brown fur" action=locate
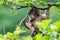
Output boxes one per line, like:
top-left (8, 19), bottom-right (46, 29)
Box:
top-left (23, 4), bottom-right (52, 37)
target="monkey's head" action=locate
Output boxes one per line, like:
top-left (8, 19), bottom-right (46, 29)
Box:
top-left (29, 6), bottom-right (41, 19)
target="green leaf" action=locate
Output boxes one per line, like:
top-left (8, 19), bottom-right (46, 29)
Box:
top-left (4, 32), bottom-right (14, 38)
top-left (35, 33), bottom-right (42, 40)
top-left (14, 25), bottom-right (25, 35)
top-left (53, 21), bottom-right (60, 31)
top-left (35, 22), bottom-right (43, 31)
top-left (0, 1), bottom-right (3, 5)
top-left (42, 20), bottom-right (52, 27)
top-left (43, 36), bottom-right (50, 40)
top-left (56, 2), bottom-right (60, 9)
top-left (39, 1), bottom-right (47, 6)
top-left (22, 36), bottom-right (33, 40)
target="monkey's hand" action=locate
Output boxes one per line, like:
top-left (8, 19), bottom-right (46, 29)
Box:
top-left (22, 20), bottom-right (26, 25)
top-left (47, 3), bottom-right (56, 7)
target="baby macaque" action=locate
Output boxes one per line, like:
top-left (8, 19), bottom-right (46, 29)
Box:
top-left (22, 3), bottom-right (56, 37)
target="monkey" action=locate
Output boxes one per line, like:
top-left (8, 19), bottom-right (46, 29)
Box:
top-left (22, 3), bottom-right (56, 37)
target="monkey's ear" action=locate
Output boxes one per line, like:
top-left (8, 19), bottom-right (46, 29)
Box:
top-left (37, 9), bottom-right (41, 14)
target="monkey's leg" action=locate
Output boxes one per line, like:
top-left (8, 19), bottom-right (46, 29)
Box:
top-left (24, 23), bottom-right (37, 37)
top-left (31, 25), bottom-right (40, 37)
top-left (23, 20), bottom-right (35, 36)
top-left (23, 20), bottom-right (39, 37)
top-left (31, 28), bottom-right (39, 37)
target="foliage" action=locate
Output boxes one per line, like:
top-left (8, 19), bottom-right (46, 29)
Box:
top-left (0, 20), bottom-right (60, 40)
top-left (35, 20), bottom-right (60, 40)
top-left (0, 0), bottom-right (60, 9)
top-left (14, 25), bottom-right (25, 35)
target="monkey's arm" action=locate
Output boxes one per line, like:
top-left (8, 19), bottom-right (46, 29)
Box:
top-left (40, 3), bottom-right (55, 19)
top-left (23, 20), bottom-right (32, 30)
top-left (41, 7), bottom-right (50, 20)
top-left (37, 3), bottom-right (57, 10)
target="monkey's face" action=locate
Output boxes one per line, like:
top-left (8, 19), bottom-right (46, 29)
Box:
top-left (29, 7), bottom-right (41, 19)
top-left (29, 11), bottom-right (40, 20)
